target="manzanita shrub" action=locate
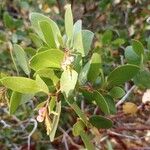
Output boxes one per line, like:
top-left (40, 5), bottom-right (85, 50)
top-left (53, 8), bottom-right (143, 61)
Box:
top-left (0, 4), bottom-right (144, 149)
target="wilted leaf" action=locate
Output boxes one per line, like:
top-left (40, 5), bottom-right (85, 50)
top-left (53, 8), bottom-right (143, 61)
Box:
top-left (123, 102), bottom-right (138, 114)
top-left (49, 101), bottom-right (61, 141)
top-left (142, 89), bottom-right (150, 103)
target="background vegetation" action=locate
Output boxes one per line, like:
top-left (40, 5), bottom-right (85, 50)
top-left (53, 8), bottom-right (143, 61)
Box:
top-left (0, 0), bottom-right (150, 149)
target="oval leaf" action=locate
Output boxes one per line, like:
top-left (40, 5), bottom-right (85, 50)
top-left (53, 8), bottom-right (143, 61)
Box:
top-left (9, 92), bottom-right (34, 114)
top-left (60, 69), bottom-right (78, 98)
top-left (80, 131), bottom-right (95, 150)
top-left (89, 115), bottom-right (113, 129)
top-left (94, 91), bottom-right (110, 114)
top-left (30, 49), bottom-right (64, 71)
top-left (82, 30), bottom-right (94, 56)
top-left (39, 21), bottom-right (57, 48)
top-left (133, 70), bottom-right (150, 88)
top-left (65, 4), bottom-right (73, 40)
top-left (36, 75), bottom-right (49, 94)
top-left (29, 12), bottom-right (61, 47)
top-left (109, 86), bottom-right (125, 99)
top-left (131, 39), bottom-right (144, 56)
top-left (9, 91), bottom-right (22, 114)
top-left (107, 64), bottom-right (140, 86)
top-left (1, 77), bottom-right (40, 94)
top-left (125, 46), bottom-right (141, 65)
top-left (13, 44), bottom-right (30, 75)
top-left (88, 52), bottom-right (101, 82)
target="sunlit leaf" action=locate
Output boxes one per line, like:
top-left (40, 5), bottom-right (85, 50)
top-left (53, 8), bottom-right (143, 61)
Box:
top-left (60, 69), bottom-right (78, 98)
top-left (30, 49), bottom-right (64, 71)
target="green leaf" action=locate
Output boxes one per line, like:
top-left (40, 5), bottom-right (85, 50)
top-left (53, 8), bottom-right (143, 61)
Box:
top-left (82, 30), bottom-right (94, 55)
top-left (102, 30), bottom-right (113, 45)
top-left (73, 30), bottom-right (94, 57)
top-left (109, 87), bottom-right (125, 99)
top-left (133, 70), bottom-right (150, 88)
top-left (34, 68), bottom-right (59, 85)
top-left (36, 75), bottom-right (49, 94)
top-left (88, 53), bottom-right (101, 82)
top-left (131, 39), bottom-right (144, 56)
top-left (73, 20), bottom-right (82, 37)
top-left (89, 115), bottom-right (113, 129)
top-left (125, 46), bottom-right (141, 65)
top-left (30, 49), bottom-right (64, 71)
top-left (99, 0), bottom-right (112, 11)
top-left (9, 91), bottom-right (22, 114)
top-left (79, 60), bottom-right (91, 85)
top-left (29, 12), bottom-right (61, 47)
top-left (80, 131), bottom-right (95, 150)
top-left (35, 101), bottom-right (47, 110)
top-left (13, 44), bottom-right (30, 75)
top-left (3, 12), bottom-right (22, 29)
top-left (81, 89), bottom-right (94, 103)
top-left (0, 77), bottom-right (40, 94)
top-left (65, 4), bottom-right (73, 40)
top-left (29, 33), bottom-right (43, 48)
top-left (70, 102), bottom-right (88, 125)
top-left (39, 21), bottom-right (57, 48)
top-left (37, 46), bottom-right (49, 53)
top-left (49, 96), bottom-right (56, 113)
top-left (104, 95), bottom-right (117, 114)
top-left (107, 140), bottom-right (113, 150)
top-left (107, 64), bottom-right (140, 86)
top-left (3, 12), bottom-right (14, 29)
top-left (112, 38), bottom-right (125, 47)
top-left (60, 69), bottom-right (78, 98)
top-left (9, 92), bottom-right (34, 114)
top-left (147, 36), bottom-right (150, 50)
top-left (49, 101), bottom-right (61, 141)
top-left (73, 31), bottom-right (83, 55)
top-left (93, 91), bottom-right (110, 114)
top-left (73, 54), bottom-right (82, 73)
top-left (72, 120), bottom-right (85, 136)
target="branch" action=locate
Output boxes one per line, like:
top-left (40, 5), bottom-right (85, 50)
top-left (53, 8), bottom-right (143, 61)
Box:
top-left (27, 118), bottom-right (37, 150)
top-left (115, 126), bottom-right (150, 131)
top-left (59, 127), bottom-right (82, 149)
top-left (116, 85), bottom-right (136, 107)
top-left (108, 131), bottom-right (140, 140)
